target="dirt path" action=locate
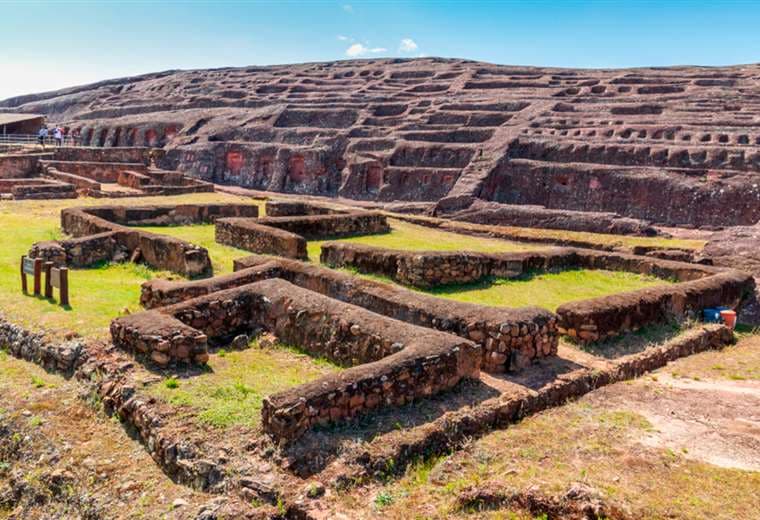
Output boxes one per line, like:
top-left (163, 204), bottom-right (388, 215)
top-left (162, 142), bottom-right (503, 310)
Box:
top-left (598, 336), bottom-right (760, 472)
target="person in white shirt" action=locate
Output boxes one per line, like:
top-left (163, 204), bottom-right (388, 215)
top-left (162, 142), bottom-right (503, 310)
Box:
top-left (53, 127), bottom-right (63, 147)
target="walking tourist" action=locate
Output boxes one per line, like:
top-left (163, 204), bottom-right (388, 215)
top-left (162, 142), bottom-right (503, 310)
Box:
top-left (37, 126), bottom-right (48, 149)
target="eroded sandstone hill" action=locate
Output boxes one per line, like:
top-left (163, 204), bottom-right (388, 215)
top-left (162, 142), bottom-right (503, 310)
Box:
top-left (4, 57), bottom-right (760, 227)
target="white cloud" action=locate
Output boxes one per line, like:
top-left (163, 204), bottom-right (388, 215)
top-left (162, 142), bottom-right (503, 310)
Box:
top-left (399, 38), bottom-right (418, 53)
top-left (345, 43), bottom-right (386, 57)
top-left (337, 35), bottom-right (350, 41)
top-left (342, 4), bottom-right (353, 13)
top-left (345, 43), bottom-right (367, 57)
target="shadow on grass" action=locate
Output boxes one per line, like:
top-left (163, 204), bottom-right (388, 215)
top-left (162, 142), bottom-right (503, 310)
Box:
top-left (281, 377), bottom-right (500, 478)
top-left (569, 321), bottom-right (685, 360)
top-left (487, 354), bottom-right (589, 391)
top-left (425, 271), bottom-right (548, 298)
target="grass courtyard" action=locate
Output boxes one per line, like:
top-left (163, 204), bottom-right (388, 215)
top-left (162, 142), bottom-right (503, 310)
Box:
top-left (305, 219), bottom-right (539, 260)
top-left (134, 219), bottom-right (670, 310)
top-left (412, 269), bottom-right (667, 311)
top-left (0, 193), bottom-right (261, 338)
top-left (144, 340), bottom-right (341, 429)
top-left (0, 196), bottom-right (682, 338)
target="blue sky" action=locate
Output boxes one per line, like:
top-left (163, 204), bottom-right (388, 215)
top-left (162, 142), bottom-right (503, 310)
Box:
top-left (1, 0), bottom-right (759, 100)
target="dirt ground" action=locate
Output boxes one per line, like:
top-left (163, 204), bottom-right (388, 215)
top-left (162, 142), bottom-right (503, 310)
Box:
top-left (315, 335), bottom-right (760, 520)
top-left (2, 334), bottom-right (758, 519)
top-left (0, 351), bottom-right (212, 519)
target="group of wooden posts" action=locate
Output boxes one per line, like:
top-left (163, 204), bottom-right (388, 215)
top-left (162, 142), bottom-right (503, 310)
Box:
top-left (20, 256), bottom-right (69, 306)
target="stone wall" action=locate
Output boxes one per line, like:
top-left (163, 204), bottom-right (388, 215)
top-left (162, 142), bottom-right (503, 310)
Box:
top-left (78, 203), bottom-right (259, 226)
top-left (45, 167), bottom-right (101, 191)
top-left (0, 153), bottom-right (53, 178)
top-left (38, 160), bottom-right (148, 183)
top-left (215, 211), bottom-right (389, 260)
top-left (139, 261), bottom-right (284, 308)
top-left (350, 324), bottom-right (734, 482)
top-left (51, 146), bottom-right (152, 164)
top-left (320, 243), bottom-right (720, 288)
top-left (444, 200), bottom-right (658, 236)
top-left (318, 242), bottom-right (754, 342)
top-left (142, 255), bottom-right (558, 372)
top-left (117, 169), bottom-right (152, 189)
top-left (112, 277), bottom-right (481, 442)
top-left (216, 218), bottom-right (307, 259)
top-left (0, 177), bottom-right (77, 199)
top-left (0, 178), bottom-right (55, 193)
top-left (264, 200), bottom-right (343, 217)
top-left (110, 311), bottom-right (209, 366)
top-left (40, 204), bottom-right (257, 277)
top-left (556, 270), bottom-right (754, 342)
top-left (29, 232), bottom-right (119, 267)
top-left (58, 207), bottom-right (212, 277)
top-left (257, 212), bottom-right (390, 239)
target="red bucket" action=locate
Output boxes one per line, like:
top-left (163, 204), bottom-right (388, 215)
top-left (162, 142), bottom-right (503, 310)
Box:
top-left (719, 309), bottom-right (737, 330)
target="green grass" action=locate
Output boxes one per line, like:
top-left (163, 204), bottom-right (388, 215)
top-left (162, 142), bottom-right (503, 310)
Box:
top-left (0, 193), bottom-right (257, 338)
top-left (306, 219), bottom-right (539, 261)
top-left (0, 194), bottom-right (678, 339)
top-left (343, 267), bottom-right (669, 311)
top-left (145, 341), bottom-right (341, 429)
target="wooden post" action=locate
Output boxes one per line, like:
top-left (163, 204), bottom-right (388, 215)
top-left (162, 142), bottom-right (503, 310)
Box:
top-left (44, 262), bottom-right (53, 299)
top-left (33, 258), bottom-right (42, 296)
top-left (59, 267), bottom-right (69, 306)
top-left (20, 256), bottom-right (27, 293)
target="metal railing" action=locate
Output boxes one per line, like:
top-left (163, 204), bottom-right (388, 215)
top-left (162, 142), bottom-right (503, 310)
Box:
top-left (0, 133), bottom-right (83, 147)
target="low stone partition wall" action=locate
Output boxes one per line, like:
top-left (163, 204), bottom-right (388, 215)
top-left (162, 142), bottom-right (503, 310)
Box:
top-left (216, 211), bottom-right (390, 260)
top-left (58, 207), bottom-right (212, 277)
top-left (216, 218), bottom-right (307, 259)
top-left (318, 242), bottom-right (754, 342)
top-left (111, 311), bottom-right (209, 366)
top-left (45, 167), bottom-right (101, 192)
top-left (51, 146), bottom-right (151, 164)
top-left (261, 212), bottom-right (390, 238)
top-left (12, 181), bottom-right (78, 200)
top-left (320, 243), bottom-right (721, 288)
top-left (112, 277), bottom-right (480, 442)
top-left (0, 177), bottom-right (77, 199)
top-left (65, 203), bottom-right (258, 228)
top-left (321, 243), bottom-right (572, 287)
top-left (144, 168), bottom-right (215, 194)
top-left (117, 169), bottom-right (152, 189)
top-left (349, 324), bottom-right (734, 483)
top-left (32, 203), bottom-right (258, 277)
top-left (0, 152), bottom-right (54, 178)
top-left (30, 232), bottom-right (119, 267)
top-left (557, 270), bottom-right (754, 342)
top-left (141, 182), bottom-right (214, 195)
top-left (265, 200), bottom-right (344, 217)
top-left (0, 178), bottom-right (53, 193)
top-left (142, 255), bottom-right (558, 372)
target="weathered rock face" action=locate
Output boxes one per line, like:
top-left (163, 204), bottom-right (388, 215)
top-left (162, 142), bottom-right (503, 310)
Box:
top-left (3, 58), bottom-right (760, 227)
